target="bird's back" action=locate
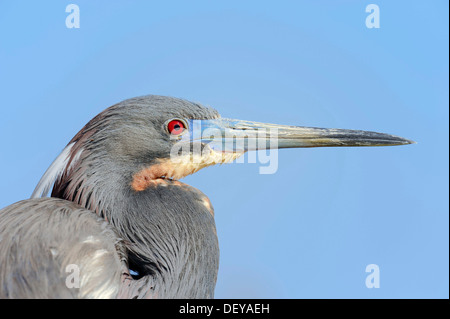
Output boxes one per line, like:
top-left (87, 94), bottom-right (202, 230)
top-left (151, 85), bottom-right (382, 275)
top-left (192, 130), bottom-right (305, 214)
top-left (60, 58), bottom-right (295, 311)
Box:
top-left (0, 198), bottom-right (126, 298)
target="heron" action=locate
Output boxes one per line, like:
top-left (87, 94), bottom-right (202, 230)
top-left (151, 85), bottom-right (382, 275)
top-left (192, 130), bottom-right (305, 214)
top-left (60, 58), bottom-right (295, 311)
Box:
top-left (0, 95), bottom-right (413, 298)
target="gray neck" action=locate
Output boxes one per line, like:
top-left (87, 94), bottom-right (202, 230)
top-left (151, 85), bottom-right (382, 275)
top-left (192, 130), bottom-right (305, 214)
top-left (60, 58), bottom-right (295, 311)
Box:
top-left (53, 156), bottom-right (219, 298)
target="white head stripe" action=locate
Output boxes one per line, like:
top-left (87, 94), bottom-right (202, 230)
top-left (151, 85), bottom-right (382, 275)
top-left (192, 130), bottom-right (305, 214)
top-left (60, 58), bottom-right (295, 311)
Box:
top-left (31, 143), bottom-right (76, 198)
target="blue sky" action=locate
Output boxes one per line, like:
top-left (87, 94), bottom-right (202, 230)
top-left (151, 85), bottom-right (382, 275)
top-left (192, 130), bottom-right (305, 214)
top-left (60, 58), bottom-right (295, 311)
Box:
top-left (0, 1), bottom-right (448, 298)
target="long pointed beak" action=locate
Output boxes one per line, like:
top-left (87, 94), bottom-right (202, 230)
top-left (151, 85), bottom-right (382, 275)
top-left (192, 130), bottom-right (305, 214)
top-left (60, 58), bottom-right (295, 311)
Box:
top-left (182, 118), bottom-right (415, 152)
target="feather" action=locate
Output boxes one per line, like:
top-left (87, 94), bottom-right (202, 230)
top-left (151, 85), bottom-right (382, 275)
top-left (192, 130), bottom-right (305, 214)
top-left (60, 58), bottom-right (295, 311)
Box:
top-left (31, 143), bottom-right (76, 198)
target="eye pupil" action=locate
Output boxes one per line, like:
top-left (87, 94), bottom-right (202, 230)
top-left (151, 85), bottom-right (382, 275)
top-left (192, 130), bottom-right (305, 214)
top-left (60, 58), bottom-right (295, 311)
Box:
top-left (168, 120), bottom-right (185, 135)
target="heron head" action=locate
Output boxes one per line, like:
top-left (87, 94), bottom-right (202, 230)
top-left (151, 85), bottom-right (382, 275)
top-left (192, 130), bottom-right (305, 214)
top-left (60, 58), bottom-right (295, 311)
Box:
top-left (32, 95), bottom-right (414, 197)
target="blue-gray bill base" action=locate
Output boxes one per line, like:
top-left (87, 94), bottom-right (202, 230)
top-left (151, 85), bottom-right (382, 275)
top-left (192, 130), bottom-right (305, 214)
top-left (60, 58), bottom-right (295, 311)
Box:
top-left (0, 95), bottom-right (414, 298)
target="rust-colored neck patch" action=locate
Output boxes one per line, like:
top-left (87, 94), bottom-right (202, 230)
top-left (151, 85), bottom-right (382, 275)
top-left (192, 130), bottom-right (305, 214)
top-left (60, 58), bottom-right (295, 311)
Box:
top-left (131, 152), bottom-right (243, 192)
top-left (131, 158), bottom-right (207, 192)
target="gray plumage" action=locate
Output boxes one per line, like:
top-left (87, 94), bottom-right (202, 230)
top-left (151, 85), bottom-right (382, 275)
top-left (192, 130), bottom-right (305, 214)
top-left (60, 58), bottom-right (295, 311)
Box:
top-left (0, 198), bottom-right (125, 298)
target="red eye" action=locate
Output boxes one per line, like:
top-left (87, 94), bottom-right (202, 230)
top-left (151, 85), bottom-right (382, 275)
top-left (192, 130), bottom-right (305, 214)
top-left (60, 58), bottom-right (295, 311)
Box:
top-left (167, 120), bottom-right (185, 135)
